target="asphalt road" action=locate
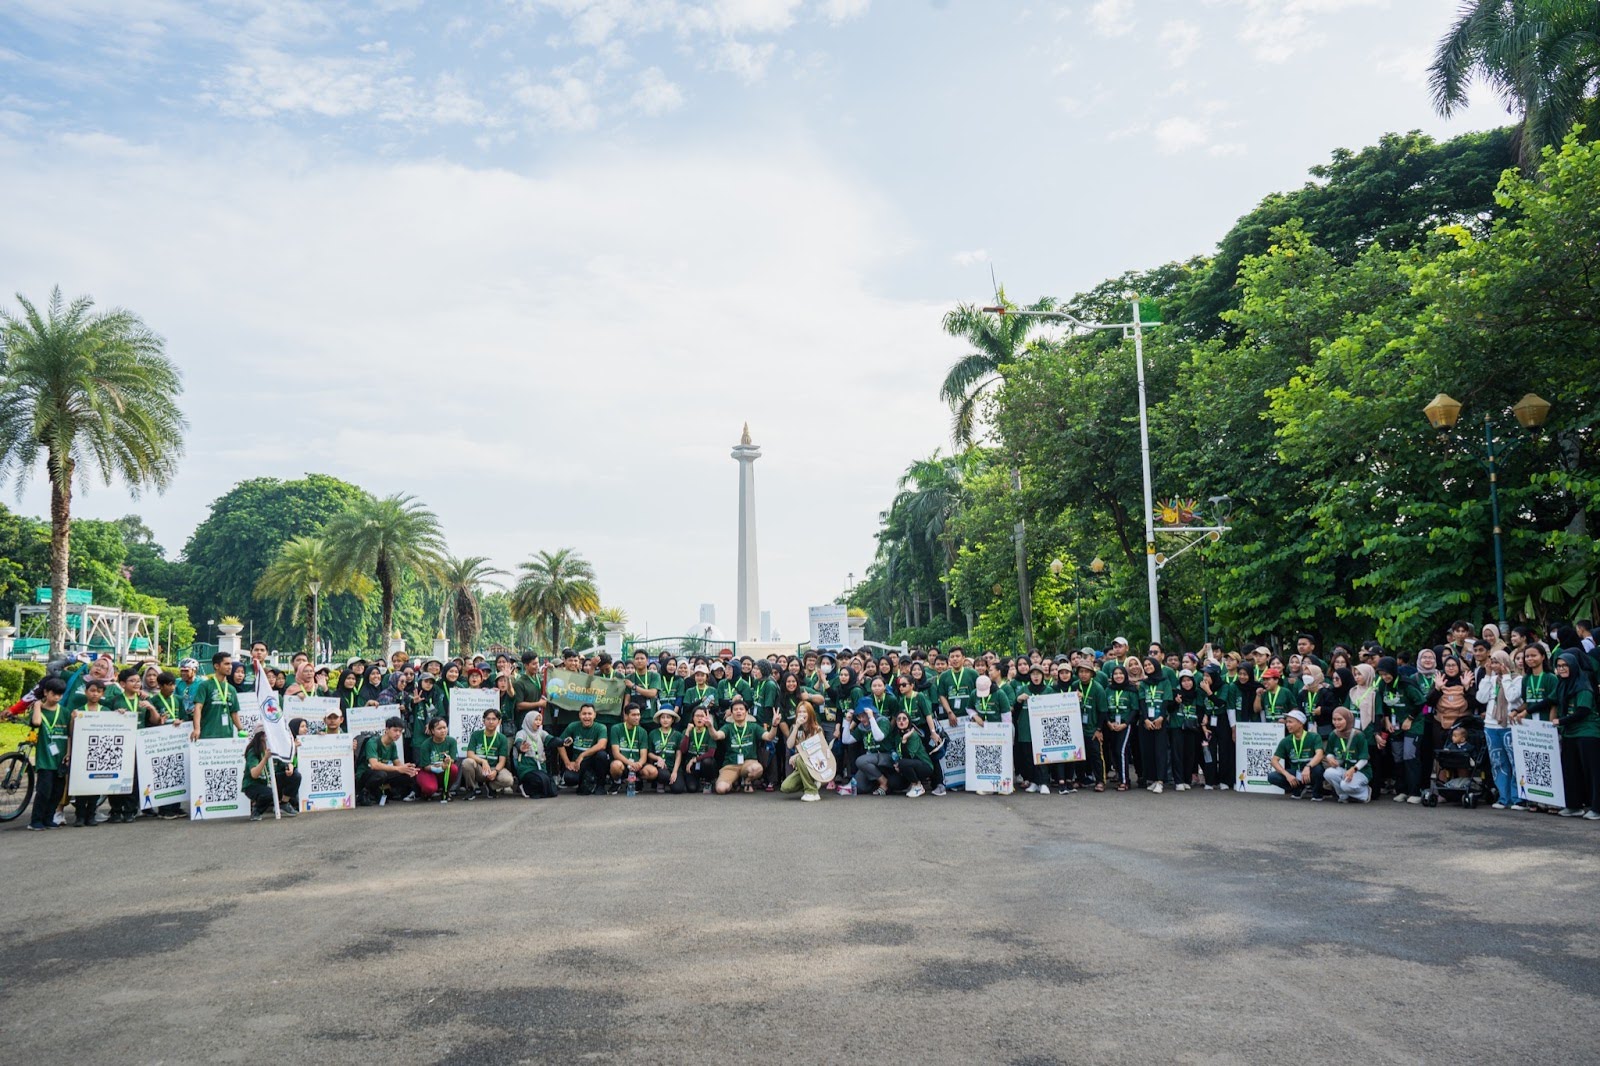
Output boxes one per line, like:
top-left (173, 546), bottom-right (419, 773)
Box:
top-left (4, 788), bottom-right (1598, 1065)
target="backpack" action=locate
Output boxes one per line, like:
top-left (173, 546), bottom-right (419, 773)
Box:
top-left (352, 732), bottom-right (379, 779)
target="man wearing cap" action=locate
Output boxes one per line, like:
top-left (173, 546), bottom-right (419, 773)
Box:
top-left (642, 706), bottom-right (681, 793)
top-left (174, 658), bottom-right (201, 718)
top-left (1100, 637), bottom-right (1132, 679)
top-left (1253, 667), bottom-right (1301, 723)
top-left (1268, 709), bottom-right (1325, 798)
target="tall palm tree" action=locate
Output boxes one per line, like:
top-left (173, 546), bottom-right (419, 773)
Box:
top-left (1430, 0), bottom-right (1600, 171)
top-left (509, 548), bottom-right (600, 653)
top-left (437, 555), bottom-right (507, 655)
top-left (321, 493), bottom-right (447, 649)
top-left (253, 535), bottom-right (373, 658)
top-left (895, 451), bottom-right (972, 621)
top-left (940, 288), bottom-right (1057, 446)
top-left (0, 288), bottom-right (186, 654)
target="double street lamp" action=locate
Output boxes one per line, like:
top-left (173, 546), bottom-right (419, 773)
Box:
top-left (1050, 556), bottom-right (1106, 646)
top-left (1422, 391), bottom-right (1552, 632)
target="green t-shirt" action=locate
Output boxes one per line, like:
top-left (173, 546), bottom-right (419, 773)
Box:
top-left (681, 683), bottom-right (719, 719)
top-left (650, 727), bottom-right (682, 765)
top-left (192, 676), bottom-right (240, 739)
top-left (1521, 671), bottom-right (1557, 721)
top-left (512, 671), bottom-right (544, 711)
top-left (561, 721), bottom-right (608, 755)
top-left (937, 667), bottom-right (979, 715)
top-left (720, 718), bottom-right (763, 766)
top-left (513, 733), bottom-right (549, 776)
top-left (1257, 685), bottom-right (1300, 723)
top-left (242, 749), bottom-right (273, 789)
top-left (1558, 687), bottom-right (1599, 739)
top-left (1324, 730), bottom-right (1370, 771)
top-left (414, 735), bottom-right (460, 771)
top-left (1071, 679), bottom-right (1107, 732)
top-left (1104, 687), bottom-right (1137, 725)
top-left (752, 678), bottom-right (781, 714)
top-left (892, 690), bottom-right (932, 723)
top-left (33, 703), bottom-right (70, 771)
top-left (682, 725), bottom-right (717, 760)
top-left (1375, 676), bottom-right (1424, 735)
top-left (1273, 731), bottom-right (1323, 772)
top-left (888, 728), bottom-right (929, 763)
top-left (627, 670), bottom-right (662, 713)
top-left (1138, 680), bottom-right (1172, 722)
top-left (360, 735), bottom-right (398, 773)
top-left (716, 679), bottom-right (753, 714)
top-left (467, 729), bottom-right (509, 765)
top-left (148, 691), bottom-right (183, 729)
top-left (847, 714), bottom-right (890, 754)
top-left (609, 721), bottom-right (648, 761)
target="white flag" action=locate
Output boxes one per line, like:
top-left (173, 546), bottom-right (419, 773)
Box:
top-left (256, 671), bottom-right (295, 760)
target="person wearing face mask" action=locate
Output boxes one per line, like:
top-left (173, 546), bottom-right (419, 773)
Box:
top-left (1475, 650), bottom-right (1526, 810)
top-left (1552, 650), bottom-right (1600, 819)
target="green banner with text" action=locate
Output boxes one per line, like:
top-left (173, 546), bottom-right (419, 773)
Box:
top-left (544, 668), bottom-right (626, 718)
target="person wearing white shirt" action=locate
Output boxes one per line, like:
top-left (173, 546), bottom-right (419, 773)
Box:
top-left (1476, 649), bottom-right (1527, 810)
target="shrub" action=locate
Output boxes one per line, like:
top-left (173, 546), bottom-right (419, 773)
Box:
top-left (0, 662), bottom-right (21, 705)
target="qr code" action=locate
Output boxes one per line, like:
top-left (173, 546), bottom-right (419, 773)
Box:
top-left (203, 766), bottom-right (236, 803)
top-left (237, 712), bottom-right (262, 735)
top-left (815, 621), bottom-right (841, 646)
top-left (1040, 715), bottom-right (1075, 748)
top-left (973, 743), bottom-right (1003, 778)
top-left (943, 732), bottom-right (966, 768)
top-left (457, 713), bottom-right (484, 740)
top-left (1523, 749), bottom-right (1552, 789)
top-left (149, 752), bottom-right (185, 791)
top-left (307, 758), bottom-right (343, 794)
top-left (1246, 747), bottom-right (1273, 780)
top-left (305, 720), bottom-right (326, 735)
top-left (84, 733), bottom-right (126, 772)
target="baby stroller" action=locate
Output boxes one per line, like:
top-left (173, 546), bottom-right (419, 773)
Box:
top-left (1423, 714), bottom-right (1490, 809)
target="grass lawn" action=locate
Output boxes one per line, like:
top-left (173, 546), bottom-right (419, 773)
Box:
top-left (0, 719), bottom-right (28, 756)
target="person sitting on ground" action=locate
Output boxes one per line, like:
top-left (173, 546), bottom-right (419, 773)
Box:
top-left (413, 716), bottom-right (463, 802)
top-left (513, 710), bottom-right (558, 799)
top-left (358, 717), bottom-right (418, 805)
top-left (838, 700), bottom-right (890, 796)
top-left (641, 706), bottom-right (681, 793)
top-left (242, 729), bottom-right (300, 821)
top-left (671, 706), bottom-right (721, 794)
top-left (559, 703), bottom-right (610, 794)
top-left (1268, 709), bottom-right (1325, 799)
top-left (780, 702), bottom-right (827, 802)
top-left (462, 708), bottom-right (513, 799)
top-left (608, 704), bottom-right (650, 794)
top-left (1321, 707), bottom-right (1372, 803)
top-left (715, 698), bottom-right (771, 794)
top-left (884, 710), bottom-right (935, 797)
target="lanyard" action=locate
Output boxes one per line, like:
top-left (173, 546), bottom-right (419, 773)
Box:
top-left (622, 724), bottom-right (639, 751)
top-left (41, 704), bottom-right (65, 735)
top-left (156, 693), bottom-right (177, 720)
top-left (1265, 689), bottom-right (1282, 717)
top-left (660, 677), bottom-right (677, 699)
top-left (480, 732), bottom-right (499, 757)
top-left (212, 675), bottom-right (230, 703)
top-left (873, 695), bottom-right (884, 715)
top-left (692, 726), bottom-right (708, 751)
top-left (693, 684), bottom-right (709, 703)
top-left (731, 722), bottom-right (750, 749)
top-left (1335, 734), bottom-right (1355, 761)
top-left (954, 668), bottom-right (971, 691)
top-left (1291, 732), bottom-right (1308, 761)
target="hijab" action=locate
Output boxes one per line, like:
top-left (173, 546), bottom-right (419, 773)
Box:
top-left (1554, 650), bottom-right (1593, 713)
top-left (517, 711), bottom-right (546, 747)
top-left (1350, 663), bottom-right (1377, 730)
top-left (1487, 650), bottom-right (1515, 727)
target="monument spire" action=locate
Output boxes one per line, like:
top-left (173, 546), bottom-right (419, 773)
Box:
top-left (731, 424), bottom-right (762, 642)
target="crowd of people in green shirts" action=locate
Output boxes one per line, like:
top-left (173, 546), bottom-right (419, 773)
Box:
top-left (15, 617), bottom-right (1600, 827)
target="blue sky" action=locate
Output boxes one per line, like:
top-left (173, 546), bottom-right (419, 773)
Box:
top-left (0, 1), bottom-right (1507, 643)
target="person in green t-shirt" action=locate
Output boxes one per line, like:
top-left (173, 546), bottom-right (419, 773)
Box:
top-left (714, 699), bottom-right (773, 794)
top-left (641, 707), bottom-right (681, 793)
top-left (242, 729), bottom-right (301, 820)
top-left (1268, 709), bottom-right (1325, 799)
top-left (512, 710), bottom-right (558, 798)
top-left (358, 718), bottom-right (418, 804)
top-left (512, 652), bottom-right (548, 726)
top-left (462, 709), bottom-right (513, 798)
top-left (672, 705), bottom-right (721, 793)
top-left (190, 652), bottom-right (242, 741)
top-left (413, 716), bottom-right (463, 801)
top-left (935, 647), bottom-right (979, 724)
top-left (883, 710), bottom-right (935, 797)
top-left (1321, 707), bottom-right (1372, 802)
top-left (1552, 650), bottom-right (1600, 817)
top-left (25, 677), bottom-right (70, 831)
top-left (608, 705), bottom-right (650, 794)
top-left (1374, 656), bottom-right (1425, 802)
top-left (559, 704), bottom-right (610, 795)
top-left (623, 650), bottom-right (661, 718)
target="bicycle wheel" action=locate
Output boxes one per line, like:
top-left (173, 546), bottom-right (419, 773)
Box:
top-left (0, 751), bottom-right (36, 822)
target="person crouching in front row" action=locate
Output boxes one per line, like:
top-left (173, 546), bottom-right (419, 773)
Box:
top-left (242, 729), bottom-right (300, 820)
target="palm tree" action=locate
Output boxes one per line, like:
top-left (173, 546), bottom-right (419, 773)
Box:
top-left (509, 548), bottom-right (600, 653)
top-left (895, 451), bottom-right (972, 622)
top-left (321, 493), bottom-right (447, 649)
top-left (0, 288), bottom-right (186, 654)
top-left (1430, 0), bottom-right (1600, 171)
top-left (437, 555), bottom-right (507, 655)
top-left (939, 288), bottom-right (1057, 446)
top-left (253, 535), bottom-right (373, 658)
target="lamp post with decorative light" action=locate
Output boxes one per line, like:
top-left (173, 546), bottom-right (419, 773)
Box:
top-left (1422, 392), bottom-right (1552, 631)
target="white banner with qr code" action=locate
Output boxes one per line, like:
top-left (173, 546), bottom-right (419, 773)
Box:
top-left (297, 733), bottom-right (356, 812)
top-left (808, 604), bottom-right (848, 651)
top-left (234, 691), bottom-right (262, 738)
top-left (940, 722), bottom-right (967, 790)
top-left (965, 721), bottom-right (1014, 794)
top-left (187, 737), bottom-right (249, 820)
top-left (68, 711), bottom-right (137, 795)
top-left (135, 722), bottom-right (190, 810)
top-left (1028, 692), bottom-right (1086, 763)
top-left (346, 704), bottom-right (389, 739)
top-left (1511, 721), bottom-right (1564, 807)
top-left (1235, 721), bottom-right (1286, 794)
top-left (449, 688), bottom-right (500, 749)
top-left (286, 695), bottom-right (341, 733)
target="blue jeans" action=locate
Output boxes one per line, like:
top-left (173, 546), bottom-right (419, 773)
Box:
top-left (1486, 728), bottom-right (1518, 804)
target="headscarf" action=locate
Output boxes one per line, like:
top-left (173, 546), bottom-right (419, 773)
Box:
top-left (1351, 663), bottom-right (1377, 730)
top-left (516, 710), bottom-right (546, 751)
top-left (287, 717), bottom-right (307, 738)
top-left (1482, 624), bottom-right (1507, 654)
top-left (1487, 650), bottom-right (1515, 727)
top-left (1554, 649), bottom-right (1594, 717)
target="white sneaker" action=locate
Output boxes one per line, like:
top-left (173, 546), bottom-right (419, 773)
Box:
top-left (1510, 803), bottom-right (1531, 811)
top-left (1202, 784), bottom-right (1213, 790)
top-left (906, 784), bottom-right (925, 798)
top-left (1406, 795), bottom-right (1422, 804)
top-left (1038, 784), bottom-right (1050, 795)
top-left (1217, 783), bottom-right (1230, 791)
top-left (932, 784), bottom-right (947, 796)
top-left (1024, 782), bottom-right (1039, 793)
top-left (1490, 802), bottom-right (1507, 810)
top-left (1558, 807), bottom-right (1586, 818)
top-left (800, 792), bottom-right (820, 802)
top-left (1175, 783), bottom-right (1188, 792)
top-left (52, 812), bottom-right (65, 826)
top-left (1393, 794), bottom-right (1408, 803)
top-left (1584, 810), bottom-right (1600, 821)
top-left (1152, 781), bottom-right (1164, 794)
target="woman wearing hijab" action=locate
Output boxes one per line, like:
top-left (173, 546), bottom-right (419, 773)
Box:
top-left (1198, 665), bottom-right (1229, 790)
top-left (1135, 657), bottom-right (1172, 793)
top-left (1169, 670), bottom-right (1203, 790)
top-left (242, 727), bottom-right (300, 821)
top-left (1103, 665), bottom-right (1138, 791)
top-left (336, 667), bottom-right (363, 730)
top-left (513, 710), bottom-right (559, 798)
top-left (1553, 650), bottom-right (1600, 819)
top-left (1481, 623), bottom-right (1508, 656)
top-left (1374, 657), bottom-right (1425, 803)
top-left (358, 666), bottom-right (386, 708)
top-left (1476, 650), bottom-right (1525, 810)
top-left (883, 710), bottom-right (935, 797)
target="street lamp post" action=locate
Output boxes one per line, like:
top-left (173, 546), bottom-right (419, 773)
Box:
top-left (984, 296), bottom-right (1163, 641)
top-left (308, 579), bottom-right (322, 664)
top-left (1052, 556), bottom-right (1106, 646)
top-left (1423, 392), bottom-right (1552, 631)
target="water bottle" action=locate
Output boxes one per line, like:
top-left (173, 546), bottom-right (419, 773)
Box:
top-left (626, 771), bottom-right (637, 797)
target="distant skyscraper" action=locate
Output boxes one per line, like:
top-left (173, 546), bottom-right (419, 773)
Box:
top-left (760, 610), bottom-right (772, 642)
top-left (732, 423), bottom-right (761, 642)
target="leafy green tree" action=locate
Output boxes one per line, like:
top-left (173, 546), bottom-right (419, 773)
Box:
top-left (477, 590), bottom-right (517, 650)
top-left (510, 548), bottom-right (599, 653)
top-left (0, 288), bottom-right (186, 653)
top-left (1430, 0), bottom-right (1600, 170)
top-left (437, 555), bottom-right (507, 655)
top-left (254, 536), bottom-right (374, 658)
top-left (321, 493), bottom-right (446, 651)
top-left (182, 474), bottom-right (374, 652)
top-left (115, 513), bottom-right (189, 606)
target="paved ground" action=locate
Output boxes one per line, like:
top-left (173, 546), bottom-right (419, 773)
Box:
top-left (3, 788), bottom-right (1598, 1065)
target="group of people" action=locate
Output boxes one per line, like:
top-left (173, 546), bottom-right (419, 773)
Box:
top-left (13, 617), bottom-right (1600, 827)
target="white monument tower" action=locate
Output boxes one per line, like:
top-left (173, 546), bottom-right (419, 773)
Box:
top-left (732, 423), bottom-right (761, 642)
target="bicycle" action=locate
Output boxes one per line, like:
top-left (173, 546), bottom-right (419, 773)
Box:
top-left (0, 722), bottom-right (38, 822)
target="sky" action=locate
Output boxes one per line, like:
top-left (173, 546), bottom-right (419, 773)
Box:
top-left (0, 0), bottom-right (1509, 643)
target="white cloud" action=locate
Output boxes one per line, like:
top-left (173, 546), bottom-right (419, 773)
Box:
top-left (1087, 0), bottom-right (1134, 38)
top-left (630, 66), bottom-right (685, 115)
top-left (1216, 0), bottom-right (1385, 64)
top-left (817, 0), bottom-right (870, 25)
top-left (1159, 20), bottom-right (1200, 67)
top-left (1153, 116), bottom-right (1209, 154)
top-left (206, 48), bottom-right (492, 126)
top-left (952, 249), bottom-right (989, 267)
top-left (511, 69), bottom-right (602, 130)
top-left (715, 39), bottom-right (776, 83)
top-left (0, 135), bottom-right (957, 640)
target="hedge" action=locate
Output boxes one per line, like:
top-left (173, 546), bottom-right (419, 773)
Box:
top-left (0, 661), bottom-right (50, 705)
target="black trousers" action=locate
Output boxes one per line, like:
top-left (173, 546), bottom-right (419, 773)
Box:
top-left (671, 756), bottom-right (719, 793)
top-left (1172, 729), bottom-right (1200, 785)
top-left (886, 757), bottom-right (934, 792)
top-left (360, 769), bottom-right (415, 801)
top-left (519, 768), bottom-right (558, 798)
top-left (1102, 727), bottom-right (1133, 784)
top-left (561, 750), bottom-right (610, 793)
top-left (1562, 735), bottom-right (1600, 810)
top-left (30, 767), bottom-right (64, 827)
top-left (1137, 725), bottom-right (1170, 785)
top-left (243, 768), bottom-right (302, 811)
